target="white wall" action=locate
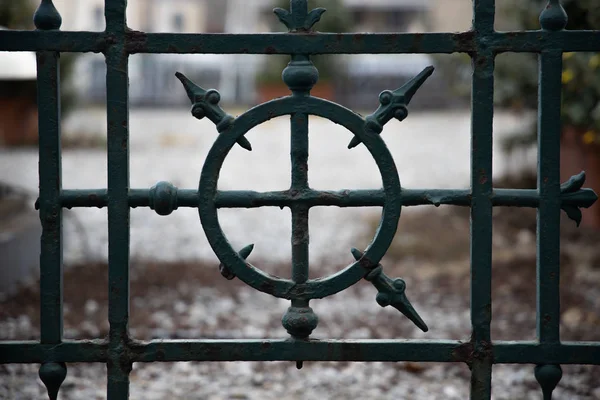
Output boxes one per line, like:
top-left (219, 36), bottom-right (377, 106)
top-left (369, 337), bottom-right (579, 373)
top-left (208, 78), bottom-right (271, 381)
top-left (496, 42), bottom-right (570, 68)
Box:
top-left (52, 0), bottom-right (105, 31)
top-left (428, 0), bottom-right (472, 32)
top-left (51, 0), bottom-right (207, 33)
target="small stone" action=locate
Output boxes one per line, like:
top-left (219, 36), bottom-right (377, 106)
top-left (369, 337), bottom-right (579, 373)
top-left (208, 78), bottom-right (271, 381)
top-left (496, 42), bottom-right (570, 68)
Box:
top-left (251, 373), bottom-right (265, 386)
top-left (174, 301), bottom-right (187, 314)
top-left (562, 307), bottom-right (583, 328)
top-left (80, 321), bottom-right (100, 337)
top-left (84, 299), bottom-right (99, 316)
top-left (404, 362), bottom-right (427, 374)
top-left (443, 385), bottom-right (461, 398)
top-left (516, 229), bottom-right (534, 246)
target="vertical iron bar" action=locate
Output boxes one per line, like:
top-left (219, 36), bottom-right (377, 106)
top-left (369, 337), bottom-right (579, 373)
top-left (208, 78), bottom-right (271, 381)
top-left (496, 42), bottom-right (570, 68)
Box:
top-left (470, 1), bottom-right (495, 398)
top-left (34, 4), bottom-right (68, 398)
top-left (290, 112), bottom-right (310, 283)
top-left (105, 0), bottom-right (131, 398)
top-left (537, 50), bottom-right (562, 343)
top-left (534, 4), bottom-right (568, 397)
top-left (37, 50), bottom-right (63, 345)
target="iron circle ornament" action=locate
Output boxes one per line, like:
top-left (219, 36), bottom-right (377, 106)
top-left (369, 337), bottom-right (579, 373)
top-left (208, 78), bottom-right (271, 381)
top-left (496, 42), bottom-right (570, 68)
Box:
top-left (198, 96), bottom-right (402, 300)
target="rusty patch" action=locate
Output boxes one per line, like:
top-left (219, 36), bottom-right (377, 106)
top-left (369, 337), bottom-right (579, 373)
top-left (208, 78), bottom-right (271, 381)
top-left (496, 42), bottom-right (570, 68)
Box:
top-left (476, 56), bottom-right (487, 68)
top-left (455, 31), bottom-right (476, 51)
top-left (119, 352), bottom-right (132, 374)
top-left (340, 342), bottom-right (362, 361)
top-left (265, 46), bottom-right (277, 54)
top-left (125, 31), bottom-right (148, 54)
top-left (479, 170), bottom-right (488, 185)
top-left (358, 256), bottom-right (375, 270)
top-left (410, 33), bottom-right (424, 53)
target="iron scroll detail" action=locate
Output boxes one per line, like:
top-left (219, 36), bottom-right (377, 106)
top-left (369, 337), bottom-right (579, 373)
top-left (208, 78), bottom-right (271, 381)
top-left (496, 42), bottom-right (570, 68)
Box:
top-left (176, 0), bottom-right (433, 345)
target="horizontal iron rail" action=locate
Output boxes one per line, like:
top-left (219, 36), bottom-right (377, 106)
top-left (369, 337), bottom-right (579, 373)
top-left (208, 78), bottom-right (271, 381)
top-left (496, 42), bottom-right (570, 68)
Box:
top-left (1, 30), bottom-right (599, 54)
top-left (1, 340), bottom-right (599, 365)
top-left (55, 187), bottom-right (595, 209)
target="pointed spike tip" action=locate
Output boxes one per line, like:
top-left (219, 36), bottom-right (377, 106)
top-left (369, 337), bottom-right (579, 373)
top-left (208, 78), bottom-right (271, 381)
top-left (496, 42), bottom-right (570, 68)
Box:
top-left (347, 136), bottom-right (360, 149)
top-left (350, 248), bottom-right (364, 261)
top-left (175, 72), bottom-right (204, 103)
top-left (395, 293), bottom-right (429, 333)
top-left (239, 244), bottom-right (255, 259)
top-left (400, 65), bottom-right (435, 105)
top-left (238, 137), bottom-right (253, 151)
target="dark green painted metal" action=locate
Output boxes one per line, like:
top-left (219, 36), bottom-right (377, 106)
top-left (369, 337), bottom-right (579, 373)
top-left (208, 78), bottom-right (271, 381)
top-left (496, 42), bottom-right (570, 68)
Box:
top-left (535, 364), bottom-right (563, 400)
top-left (534, 4), bottom-right (570, 396)
top-left (3, 30), bottom-right (600, 54)
top-left (469, 0), bottom-right (495, 397)
top-left (193, 96), bottom-right (404, 302)
top-left (351, 250), bottom-right (427, 333)
top-left (105, 0), bottom-right (131, 398)
top-left (2, 339), bottom-right (600, 365)
top-left (1, 0), bottom-right (599, 399)
top-left (347, 66), bottom-right (434, 149)
top-left (56, 184), bottom-right (597, 213)
top-left (33, 3), bottom-right (66, 400)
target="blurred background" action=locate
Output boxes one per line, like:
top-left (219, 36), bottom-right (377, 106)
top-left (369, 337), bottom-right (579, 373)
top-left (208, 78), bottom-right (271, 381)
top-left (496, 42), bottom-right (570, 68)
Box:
top-left (1, 0), bottom-right (599, 399)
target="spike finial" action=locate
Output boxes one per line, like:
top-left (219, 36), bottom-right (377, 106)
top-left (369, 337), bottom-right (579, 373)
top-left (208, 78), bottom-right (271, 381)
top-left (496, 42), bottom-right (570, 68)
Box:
top-left (535, 364), bottom-right (562, 400)
top-left (34, 0), bottom-right (63, 30)
top-left (539, 0), bottom-right (568, 31)
top-left (348, 66), bottom-right (435, 149)
top-left (175, 72), bottom-right (252, 151)
top-left (351, 248), bottom-right (428, 332)
top-left (39, 362), bottom-right (67, 400)
top-left (274, 0), bottom-right (326, 32)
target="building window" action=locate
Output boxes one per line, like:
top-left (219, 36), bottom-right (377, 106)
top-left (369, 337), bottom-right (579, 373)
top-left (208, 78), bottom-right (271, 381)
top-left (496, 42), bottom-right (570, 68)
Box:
top-left (352, 11), bottom-right (365, 26)
top-left (93, 6), bottom-right (103, 30)
top-left (386, 11), bottom-right (408, 31)
top-left (173, 14), bottom-right (184, 32)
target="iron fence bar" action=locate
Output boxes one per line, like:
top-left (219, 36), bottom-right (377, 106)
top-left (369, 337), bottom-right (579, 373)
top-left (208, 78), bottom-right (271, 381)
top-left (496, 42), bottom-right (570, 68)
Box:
top-left (290, 112), bottom-right (310, 284)
top-left (537, 50), bottom-right (563, 344)
top-left (2, 340), bottom-right (600, 365)
top-left (55, 187), bottom-right (598, 210)
top-left (469, 0), bottom-right (496, 398)
top-left (2, 30), bottom-right (600, 54)
top-left (533, 2), bottom-right (570, 396)
top-left (1, 0), bottom-right (599, 398)
top-left (536, 50), bottom-right (562, 342)
top-left (32, 1), bottom-right (69, 398)
top-left (105, 0), bottom-right (131, 398)
top-left (36, 52), bottom-right (63, 346)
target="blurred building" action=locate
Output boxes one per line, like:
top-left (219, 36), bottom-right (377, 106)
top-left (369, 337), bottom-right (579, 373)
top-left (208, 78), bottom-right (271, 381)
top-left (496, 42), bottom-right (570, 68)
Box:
top-left (428, 0), bottom-right (472, 32)
top-left (0, 28), bottom-right (38, 146)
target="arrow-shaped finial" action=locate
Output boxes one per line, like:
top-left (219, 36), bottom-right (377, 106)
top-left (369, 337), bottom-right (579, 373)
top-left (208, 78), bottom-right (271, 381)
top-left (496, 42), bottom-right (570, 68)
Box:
top-left (348, 66), bottom-right (435, 149)
top-left (559, 171), bottom-right (598, 226)
top-left (175, 72), bottom-right (252, 151)
top-left (351, 248), bottom-right (428, 332)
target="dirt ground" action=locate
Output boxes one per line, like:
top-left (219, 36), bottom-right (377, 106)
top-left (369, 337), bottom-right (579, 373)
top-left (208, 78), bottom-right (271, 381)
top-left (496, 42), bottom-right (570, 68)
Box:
top-left (1, 191), bottom-right (599, 398)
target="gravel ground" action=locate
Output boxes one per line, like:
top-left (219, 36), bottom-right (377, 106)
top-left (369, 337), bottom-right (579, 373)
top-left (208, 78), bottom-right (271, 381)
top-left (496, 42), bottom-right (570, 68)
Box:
top-left (2, 108), bottom-right (599, 399)
top-left (2, 206), bottom-right (599, 399)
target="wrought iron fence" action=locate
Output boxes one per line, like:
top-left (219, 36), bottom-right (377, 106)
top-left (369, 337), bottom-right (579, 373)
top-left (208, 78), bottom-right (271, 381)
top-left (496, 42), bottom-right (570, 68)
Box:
top-left (0, 0), bottom-right (599, 399)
